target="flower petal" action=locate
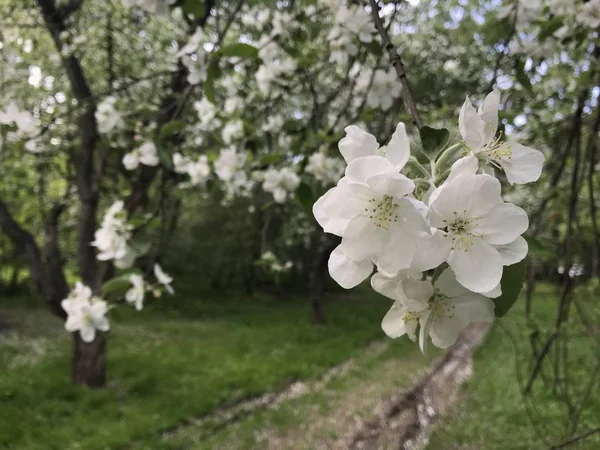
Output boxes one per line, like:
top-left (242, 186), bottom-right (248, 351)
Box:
top-left (402, 279), bottom-right (434, 302)
top-left (499, 143), bottom-right (545, 185)
top-left (459, 96), bottom-right (487, 150)
top-left (80, 325), bottom-right (96, 343)
top-left (341, 215), bottom-right (384, 261)
top-left (371, 272), bottom-right (400, 300)
top-left (448, 237), bottom-right (503, 293)
top-left (383, 122), bottom-right (410, 169)
top-left (496, 236), bottom-right (528, 265)
top-left (475, 202), bottom-right (529, 246)
top-left (477, 89), bottom-right (501, 144)
top-left (446, 155), bottom-right (479, 183)
top-left (345, 155), bottom-right (393, 185)
top-left (381, 301), bottom-right (409, 338)
top-left (367, 172), bottom-right (414, 197)
top-left (328, 244), bottom-right (373, 289)
top-left (338, 125), bottom-right (379, 163)
top-left (412, 229), bottom-right (453, 271)
top-left (435, 267), bottom-right (468, 298)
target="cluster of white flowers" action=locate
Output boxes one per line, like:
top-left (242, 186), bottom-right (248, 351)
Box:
top-left (326, 3), bottom-right (375, 65)
top-left (178, 28), bottom-right (210, 85)
top-left (256, 37), bottom-right (296, 94)
top-left (0, 101), bottom-right (42, 152)
top-left (123, 141), bottom-right (160, 170)
top-left (125, 264), bottom-right (174, 311)
top-left (91, 200), bottom-right (136, 268)
top-left (173, 152), bottom-right (210, 187)
top-left (356, 69), bottom-right (403, 111)
top-left (95, 96), bottom-right (123, 134)
top-left (61, 283), bottom-right (110, 343)
top-left (259, 251), bottom-right (294, 273)
top-left (214, 148), bottom-right (254, 201)
top-left (261, 166), bottom-right (301, 203)
top-left (305, 150), bottom-right (345, 186)
top-left (194, 98), bottom-right (221, 131)
top-left (313, 90), bottom-right (544, 352)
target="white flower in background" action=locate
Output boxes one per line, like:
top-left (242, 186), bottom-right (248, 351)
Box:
top-left (122, 141), bottom-right (160, 170)
top-left (373, 268), bottom-right (495, 353)
top-left (427, 173), bottom-right (529, 293)
top-left (263, 115), bottom-right (285, 133)
top-left (314, 154), bottom-right (429, 288)
top-left (61, 283), bottom-right (110, 343)
top-left (224, 96), bottom-right (243, 115)
top-left (126, 274), bottom-right (145, 311)
top-left (0, 101), bottom-right (42, 151)
top-left (92, 200), bottom-right (136, 267)
top-left (187, 155), bottom-right (211, 186)
top-left (181, 53), bottom-right (208, 85)
top-left (272, 11), bottom-right (294, 36)
top-left (262, 167), bottom-right (301, 203)
top-left (549, 0), bottom-right (574, 16)
top-left (457, 90), bottom-right (544, 184)
top-left (255, 38), bottom-right (296, 94)
top-left (154, 264), bottom-right (175, 294)
top-left (357, 69), bottom-right (402, 111)
top-left (194, 98), bottom-right (220, 129)
top-left (177, 27), bottom-right (205, 57)
top-left (241, 7), bottom-right (270, 28)
top-left (215, 148), bottom-right (246, 181)
top-left (95, 96), bottom-right (123, 134)
top-left (174, 153), bottom-right (211, 187)
top-left (305, 151), bottom-right (345, 186)
top-left (260, 251), bottom-right (294, 273)
top-left (221, 120), bottom-right (244, 144)
top-left (577, 0), bottom-right (600, 28)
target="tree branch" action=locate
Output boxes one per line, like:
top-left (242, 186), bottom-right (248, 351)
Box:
top-left (368, 0), bottom-right (422, 128)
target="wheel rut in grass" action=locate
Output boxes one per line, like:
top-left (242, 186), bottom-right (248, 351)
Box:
top-left (344, 323), bottom-right (490, 450)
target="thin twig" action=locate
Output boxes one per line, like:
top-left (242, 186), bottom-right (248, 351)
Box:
top-left (368, 0), bottom-right (422, 128)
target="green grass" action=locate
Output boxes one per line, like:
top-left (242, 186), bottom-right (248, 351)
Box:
top-left (427, 283), bottom-right (600, 450)
top-left (0, 285), bottom-right (391, 450)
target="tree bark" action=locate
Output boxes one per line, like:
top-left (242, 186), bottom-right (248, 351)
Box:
top-left (72, 333), bottom-right (107, 388)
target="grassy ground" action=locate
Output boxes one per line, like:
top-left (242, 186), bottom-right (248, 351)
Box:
top-left (0, 285), bottom-right (393, 450)
top-left (428, 283), bottom-right (600, 450)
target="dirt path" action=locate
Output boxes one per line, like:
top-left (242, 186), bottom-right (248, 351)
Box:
top-left (161, 323), bottom-right (490, 450)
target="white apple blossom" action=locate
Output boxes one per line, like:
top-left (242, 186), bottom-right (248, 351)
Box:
top-left (356, 69), bottom-right (402, 111)
top-left (262, 167), bottom-right (301, 203)
top-left (0, 101), bottom-right (41, 151)
top-left (61, 283), bottom-right (110, 343)
top-left (338, 122), bottom-right (411, 168)
top-left (95, 96), bottom-right (123, 134)
top-left (427, 173), bottom-right (529, 293)
top-left (194, 98), bottom-right (220, 129)
top-left (576, 0), bottom-right (600, 28)
top-left (313, 155), bottom-right (429, 288)
top-left (305, 151), bottom-right (345, 186)
top-left (173, 153), bottom-right (210, 187)
top-left (154, 264), bottom-right (174, 294)
top-left (457, 90), bottom-right (544, 184)
top-left (122, 141), bottom-right (160, 171)
top-left (221, 120), bottom-right (244, 144)
top-left (373, 268), bottom-right (495, 353)
top-left (92, 200), bottom-right (136, 268)
top-left (126, 274), bottom-right (145, 311)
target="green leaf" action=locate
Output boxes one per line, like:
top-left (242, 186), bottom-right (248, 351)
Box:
top-left (493, 260), bottom-right (527, 317)
top-left (156, 145), bottom-right (174, 170)
top-left (515, 59), bottom-right (532, 91)
top-left (160, 120), bottom-right (185, 138)
top-left (260, 154), bottom-right (284, 165)
top-left (101, 274), bottom-right (135, 300)
top-left (204, 61), bottom-right (220, 103)
top-left (219, 43), bottom-right (259, 59)
top-left (296, 182), bottom-right (314, 215)
top-left (419, 126), bottom-right (450, 158)
top-left (180, 0), bottom-right (204, 18)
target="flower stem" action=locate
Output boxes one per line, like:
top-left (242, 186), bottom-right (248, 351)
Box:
top-left (408, 156), bottom-right (431, 179)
